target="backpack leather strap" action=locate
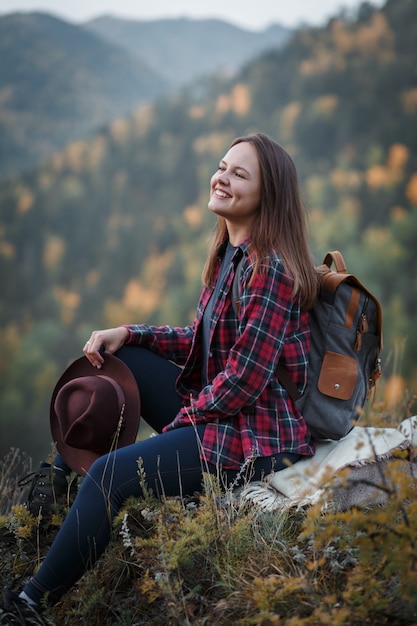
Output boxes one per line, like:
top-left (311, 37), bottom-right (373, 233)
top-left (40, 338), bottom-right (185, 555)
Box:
top-left (276, 364), bottom-right (302, 401)
top-left (324, 250), bottom-right (347, 273)
top-left (345, 286), bottom-right (361, 329)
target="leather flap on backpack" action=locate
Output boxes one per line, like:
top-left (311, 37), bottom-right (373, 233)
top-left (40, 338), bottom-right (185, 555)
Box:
top-left (318, 351), bottom-right (358, 400)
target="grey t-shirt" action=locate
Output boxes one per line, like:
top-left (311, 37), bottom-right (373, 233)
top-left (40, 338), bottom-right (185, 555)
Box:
top-left (201, 242), bottom-right (238, 386)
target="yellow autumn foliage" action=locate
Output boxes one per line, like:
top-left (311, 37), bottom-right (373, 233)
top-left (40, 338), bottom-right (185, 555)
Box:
top-left (54, 287), bottom-right (80, 324)
top-left (43, 236), bottom-right (65, 270)
top-left (16, 187), bottom-right (34, 215)
top-left (215, 84), bottom-right (251, 117)
top-left (183, 204), bottom-right (203, 229)
top-left (406, 173), bottom-right (417, 205)
top-left (383, 374), bottom-right (407, 410)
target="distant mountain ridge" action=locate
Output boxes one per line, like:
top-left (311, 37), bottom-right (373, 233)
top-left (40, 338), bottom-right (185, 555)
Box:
top-left (0, 11), bottom-right (167, 180)
top-left (0, 12), bottom-right (291, 181)
top-left (84, 16), bottom-right (292, 86)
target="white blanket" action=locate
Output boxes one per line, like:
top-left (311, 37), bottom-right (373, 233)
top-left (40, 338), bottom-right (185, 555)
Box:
top-left (241, 416), bottom-right (417, 510)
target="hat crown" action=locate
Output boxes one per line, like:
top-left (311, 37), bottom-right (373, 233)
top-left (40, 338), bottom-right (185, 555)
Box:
top-left (54, 375), bottom-right (126, 454)
top-left (50, 354), bottom-right (140, 475)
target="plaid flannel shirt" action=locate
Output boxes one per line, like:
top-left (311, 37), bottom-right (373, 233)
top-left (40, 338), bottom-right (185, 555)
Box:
top-left (125, 239), bottom-right (314, 469)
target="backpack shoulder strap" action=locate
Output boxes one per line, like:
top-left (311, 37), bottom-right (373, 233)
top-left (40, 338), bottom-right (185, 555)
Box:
top-left (276, 364), bottom-right (302, 401)
top-left (231, 255), bottom-right (244, 317)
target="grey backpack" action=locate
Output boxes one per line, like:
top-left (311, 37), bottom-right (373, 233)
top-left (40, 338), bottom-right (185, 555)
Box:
top-left (232, 251), bottom-right (383, 440)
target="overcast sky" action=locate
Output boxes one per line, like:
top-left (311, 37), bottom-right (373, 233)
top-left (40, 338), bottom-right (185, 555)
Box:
top-left (0, 0), bottom-right (385, 30)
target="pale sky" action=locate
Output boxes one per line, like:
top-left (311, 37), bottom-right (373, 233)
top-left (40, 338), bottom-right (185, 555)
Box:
top-left (0, 0), bottom-right (385, 30)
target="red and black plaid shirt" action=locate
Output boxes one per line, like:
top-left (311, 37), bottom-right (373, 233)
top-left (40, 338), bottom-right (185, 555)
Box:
top-left (125, 239), bottom-right (315, 469)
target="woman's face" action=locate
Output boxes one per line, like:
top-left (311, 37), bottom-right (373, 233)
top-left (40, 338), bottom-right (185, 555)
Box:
top-left (208, 141), bottom-right (261, 235)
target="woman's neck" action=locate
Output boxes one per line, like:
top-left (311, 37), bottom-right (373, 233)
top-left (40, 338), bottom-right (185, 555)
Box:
top-left (226, 223), bottom-right (251, 247)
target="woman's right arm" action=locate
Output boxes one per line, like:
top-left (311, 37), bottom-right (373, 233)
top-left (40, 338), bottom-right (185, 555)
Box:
top-left (124, 323), bottom-right (194, 363)
top-left (83, 323), bottom-right (195, 369)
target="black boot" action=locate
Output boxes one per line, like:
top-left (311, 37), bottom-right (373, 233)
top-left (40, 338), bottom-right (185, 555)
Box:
top-left (18, 462), bottom-right (78, 518)
top-left (1, 588), bottom-right (46, 625)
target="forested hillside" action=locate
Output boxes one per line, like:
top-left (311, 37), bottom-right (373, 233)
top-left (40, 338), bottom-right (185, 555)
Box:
top-left (0, 12), bottom-right (168, 181)
top-left (0, 0), bottom-right (416, 460)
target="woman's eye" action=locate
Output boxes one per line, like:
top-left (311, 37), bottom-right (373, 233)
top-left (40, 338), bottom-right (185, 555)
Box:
top-left (215, 165), bottom-right (245, 178)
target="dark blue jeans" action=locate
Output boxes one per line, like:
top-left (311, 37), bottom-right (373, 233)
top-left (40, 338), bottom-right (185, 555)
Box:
top-left (24, 346), bottom-right (299, 605)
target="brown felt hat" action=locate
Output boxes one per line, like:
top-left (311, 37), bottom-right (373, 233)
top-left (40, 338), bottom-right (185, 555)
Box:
top-left (50, 354), bottom-right (140, 475)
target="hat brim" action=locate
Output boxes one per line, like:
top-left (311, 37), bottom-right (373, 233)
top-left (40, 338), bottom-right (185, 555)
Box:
top-left (50, 354), bottom-right (140, 475)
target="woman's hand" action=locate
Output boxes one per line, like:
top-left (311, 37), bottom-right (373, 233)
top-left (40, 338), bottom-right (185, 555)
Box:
top-left (83, 326), bottom-right (129, 368)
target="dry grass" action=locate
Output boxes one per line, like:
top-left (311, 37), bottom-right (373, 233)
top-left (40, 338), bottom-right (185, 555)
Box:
top-left (1, 407), bottom-right (417, 625)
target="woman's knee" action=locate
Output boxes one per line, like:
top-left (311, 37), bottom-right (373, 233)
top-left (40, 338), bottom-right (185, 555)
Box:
top-left (81, 453), bottom-right (116, 496)
top-left (113, 346), bottom-right (182, 432)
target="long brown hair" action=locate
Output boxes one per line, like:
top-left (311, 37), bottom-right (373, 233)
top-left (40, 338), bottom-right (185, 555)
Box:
top-left (202, 133), bottom-right (318, 310)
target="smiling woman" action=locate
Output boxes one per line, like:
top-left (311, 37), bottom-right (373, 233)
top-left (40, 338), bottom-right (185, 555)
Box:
top-left (203, 133), bottom-right (318, 310)
top-left (209, 141), bottom-right (262, 244)
top-left (2, 132), bottom-right (318, 624)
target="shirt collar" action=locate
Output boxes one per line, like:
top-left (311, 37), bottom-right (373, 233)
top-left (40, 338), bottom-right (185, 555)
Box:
top-left (217, 236), bottom-right (251, 262)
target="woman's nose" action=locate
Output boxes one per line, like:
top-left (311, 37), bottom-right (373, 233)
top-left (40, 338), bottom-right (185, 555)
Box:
top-left (216, 170), bottom-right (229, 184)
